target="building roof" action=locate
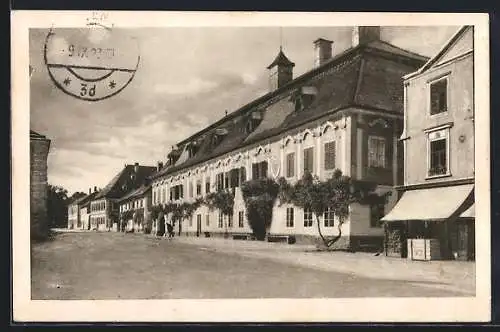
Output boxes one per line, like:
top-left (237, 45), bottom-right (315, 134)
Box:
top-left (404, 26), bottom-right (471, 80)
top-left (30, 130), bottom-right (49, 140)
top-left (94, 164), bottom-right (156, 199)
top-left (76, 191), bottom-right (99, 208)
top-left (267, 48), bottom-right (295, 69)
top-left (117, 184), bottom-right (151, 203)
top-left (152, 38), bottom-right (428, 180)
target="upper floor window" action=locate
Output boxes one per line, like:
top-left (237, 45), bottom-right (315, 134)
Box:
top-left (196, 181), bottom-right (202, 196)
top-left (303, 147), bottom-right (314, 173)
top-left (430, 78), bottom-right (448, 115)
top-left (286, 152), bottom-right (295, 178)
top-left (368, 136), bottom-right (386, 168)
top-left (303, 208), bottom-right (313, 227)
top-left (324, 141), bottom-right (336, 170)
top-left (216, 173), bottom-right (224, 191)
top-left (427, 128), bottom-right (450, 177)
top-left (205, 178), bottom-right (211, 194)
top-left (252, 161), bottom-right (268, 180)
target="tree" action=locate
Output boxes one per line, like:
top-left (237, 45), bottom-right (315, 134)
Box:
top-left (241, 178), bottom-right (280, 240)
top-left (278, 170), bottom-right (387, 249)
top-left (69, 191), bottom-right (86, 202)
top-left (47, 184), bottom-right (69, 228)
top-left (205, 189), bottom-right (235, 237)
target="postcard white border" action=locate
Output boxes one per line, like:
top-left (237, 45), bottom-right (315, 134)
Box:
top-left (11, 11), bottom-right (491, 322)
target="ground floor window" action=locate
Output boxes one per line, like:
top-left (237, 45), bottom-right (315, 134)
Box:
top-left (218, 214), bottom-right (223, 228)
top-left (238, 211), bottom-right (244, 228)
top-left (304, 208), bottom-right (313, 227)
top-left (286, 207), bottom-right (294, 227)
top-left (206, 214), bottom-right (210, 227)
top-left (323, 208), bottom-right (335, 227)
top-left (228, 214), bottom-right (233, 228)
top-left (189, 216), bottom-right (193, 227)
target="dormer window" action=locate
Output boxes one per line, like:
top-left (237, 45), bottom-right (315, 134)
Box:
top-left (245, 110), bottom-right (263, 134)
top-left (292, 86), bottom-right (317, 112)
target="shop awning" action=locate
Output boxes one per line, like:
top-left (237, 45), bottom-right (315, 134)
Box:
top-left (460, 203), bottom-right (475, 218)
top-left (381, 184), bottom-right (474, 222)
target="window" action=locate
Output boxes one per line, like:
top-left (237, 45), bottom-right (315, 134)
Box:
top-left (304, 208), bottom-right (313, 227)
top-left (218, 214), bottom-right (223, 228)
top-left (303, 147), bottom-right (314, 173)
top-left (206, 214), bottom-right (210, 227)
top-left (197, 214), bottom-right (202, 227)
top-left (189, 182), bottom-right (193, 198)
top-left (286, 153), bottom-right (295, 178)
top-left (196, 182), bottom-right (202, 196)
top-left (216, 173), bottom-right (224, 191)
top-left (428, 129), bottom-right (448, 176)
top-left (252, 161), bottom-right (268, 180)
top-left (430, 78), bottom-right (447, 115)
top-left (286, 208), bottom-right (294, 227)
top-left (189, 216), bottom-right (193, 227)
top-left (368, 136), bottom-right (386, 168)
top-left (324, 141), bottom-right (336, 170)
top-left (324, 208), bottom-right (335, 227)
top-left (205, 178), bottom-right (211, 194)
top-left (238, 211), bottom-right (244, 228)
top-left (370, 203), bottom-right (385, 228)
top-left (228, 214), bottom-right (233, 228)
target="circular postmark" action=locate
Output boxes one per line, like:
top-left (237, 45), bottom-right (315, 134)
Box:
top-left (44, 27), bottom-right (140, 101)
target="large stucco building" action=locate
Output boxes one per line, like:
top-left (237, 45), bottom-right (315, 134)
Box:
top-left (148, 26), bottom-right (429, 250)
top-left (30, 130), bottom-right (51, 240)
top-left (382, 26), bottom-right (475, 260)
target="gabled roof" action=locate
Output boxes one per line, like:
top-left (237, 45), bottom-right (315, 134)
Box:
top-left (117, 184), bottom-right (151, 203)
top-left (151, 39), bottom-right (428, 180)
top-left (267, 48), bottom-right (295, 69)
top-left (404, 26), bottom-right (471, 80)
top-left (94, 164), bottom-right (156, 199)
top-left (76, 191), bottom-right (99, 208)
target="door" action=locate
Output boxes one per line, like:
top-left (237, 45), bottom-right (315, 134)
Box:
top-left (456, 221), bottom-right (469, 260)
top-left (196, 214), bottom-right (202, 237)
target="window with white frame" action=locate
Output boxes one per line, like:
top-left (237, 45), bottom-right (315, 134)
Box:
top-left (206, 214), bottom-right (210, 227)
top-left (324, 141), bottom-right (336, 170)
top-left (286, 207), bottom-right (294, 227)
top-left (430, 78), bottom-right (448, 115)
top-left (303, 208), bottom-right (313, 227)
top-left (368, 136), bottom-right (386, 168)
top-left (286, 152), bottom-right (295, 178)
top-left (303, 147), bottom-right (314, 174)
top-left (427, 128), bottom-right (449, 176)
top-left (323, 207), bottom-right (335, 227)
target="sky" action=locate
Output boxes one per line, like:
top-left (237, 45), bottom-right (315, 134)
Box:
top-left (29, 25), bottom-right (460, 195)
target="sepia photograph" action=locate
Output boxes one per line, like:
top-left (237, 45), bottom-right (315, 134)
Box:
top-left (12, 11), bottom-right (490, 322)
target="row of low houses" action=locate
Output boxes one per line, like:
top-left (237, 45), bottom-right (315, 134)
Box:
top-left (67, 25), bottom-right (475, 261)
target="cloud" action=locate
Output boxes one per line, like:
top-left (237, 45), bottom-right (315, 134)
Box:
top-left (153, 77), bottom-right (219, 96)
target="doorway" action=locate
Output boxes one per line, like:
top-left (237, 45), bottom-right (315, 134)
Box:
top-left (196, 214), bottom-right (202, 237)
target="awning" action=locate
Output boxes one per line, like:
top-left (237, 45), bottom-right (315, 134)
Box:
top-left (381, 184), bottom-right (474, 222)
top-left (460, 203), bottom-right (475, 218)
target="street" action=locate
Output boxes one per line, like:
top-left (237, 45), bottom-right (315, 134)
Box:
top-left (31, 232), bottom-right (472, 299)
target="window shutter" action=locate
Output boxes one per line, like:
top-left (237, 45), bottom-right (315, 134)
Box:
top-left (324, 141), bottom-right (336, 170)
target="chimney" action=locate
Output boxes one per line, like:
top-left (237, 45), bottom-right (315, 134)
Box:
top-left (89, 188), bottom-right (91, 194)
top-left (157, 161), bottom-right (164, 172)
top-left (267, 47), bottom-right (295, 91)
top-left (134, 162), bottom-right (139, 173)
top-left (94, 186), bottom-right (97, 193)
top-left (352, 26), bottom-right (381, 47)
top-left (314, 38), bottom-right (333, 67)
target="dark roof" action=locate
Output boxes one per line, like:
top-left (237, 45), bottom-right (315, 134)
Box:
top-left (30, 130), bottom-right (49, 140)
top-left (152, 40), bottom-right (428, 180)
top-left (267, 48), bottom-right (295, 69)
top-left (117, 184), bottom-right (151, 203)
top-left (94, 164), bottom-right (156, 199)
top-left (76, 191), bottom-right (99, 207)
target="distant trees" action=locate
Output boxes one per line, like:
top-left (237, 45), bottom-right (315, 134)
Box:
top-left (47, 186), bottom-right (87, 228)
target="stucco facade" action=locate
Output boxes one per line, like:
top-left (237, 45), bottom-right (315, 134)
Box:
top-left (382, 26), bottom-right (475, 260)
top-left (149, 27), bottom-right (428, 250)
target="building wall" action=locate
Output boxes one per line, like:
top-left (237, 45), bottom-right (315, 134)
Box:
top-left (80, 206), bottom-right (90, 230)
top-left (153, 110), bottom-right (398, 245)
top-left (119, 196), bottom-right (148, 231)
top-left (403, 53), bottom-right (474, 186)
top-left (30, 137), bottom-right (50, 239)
top-left (67, 203), bottom-right (79, 229)
top-left (90, 198), bottom-right (107, 231)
